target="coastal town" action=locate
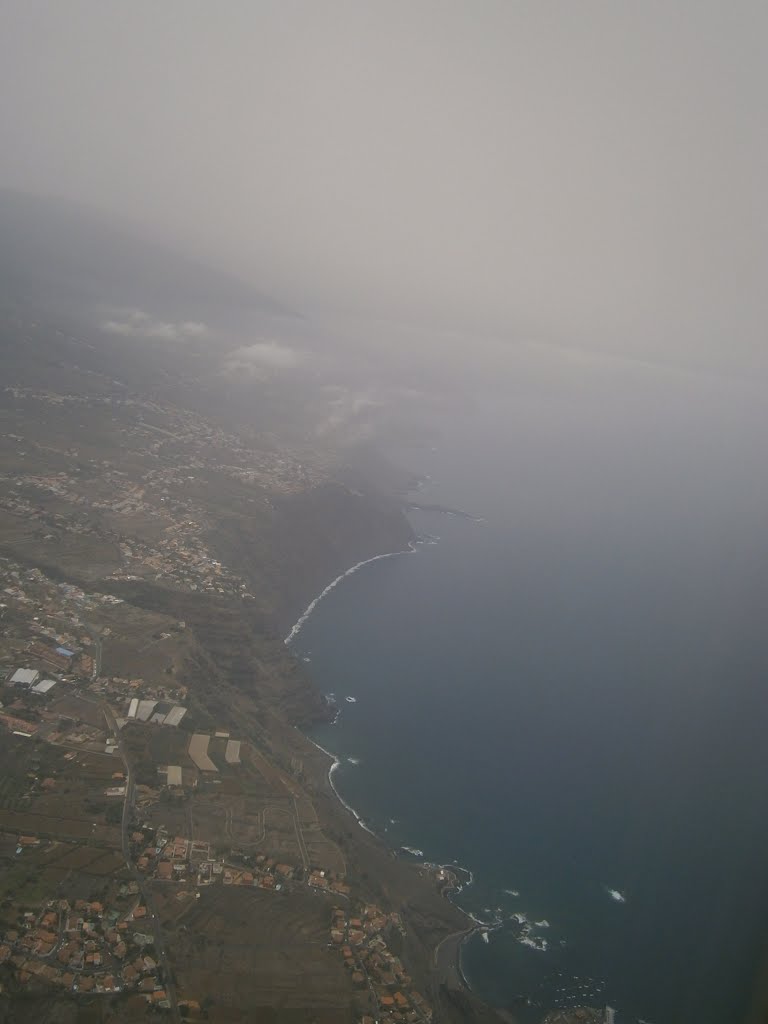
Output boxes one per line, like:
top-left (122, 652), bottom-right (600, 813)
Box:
top-left (0, 806), bottom-right (438, 1021)
top-left (0, 383), bottom-right (335, 601)
top-left (5, 9), bottom-right (761, 1019)
top-left (0, 317), bottom-right (610, 1024)
top-left (1, 883), bottom-right (168, 1004)
top-left (330, 904), bottom-right (435, 1024)
top-left (0, 528), bottom-right (445, 1020)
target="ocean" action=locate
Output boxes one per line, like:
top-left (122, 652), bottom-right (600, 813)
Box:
top-left (288, 376), bottom-right (768, 1024)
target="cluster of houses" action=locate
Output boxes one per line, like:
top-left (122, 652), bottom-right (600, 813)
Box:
top-left (132, 827), bottom-right (210, 884)
top-left (0, 885), bottom-right (166, 1002)
top-left (0, 563), bottom-right (107, 740)
top-left (131, 826), bottom-right (309, 894)
top-left (224, 853), bottom-right (297, 891)
top-left (0, 660), bottom-right (66, 738)
top-left (331, 905), bottom-right (433, 1024)
top-left (106, 514), bottom-right (247, 597)
top-left (92, 672), bottom-right (187, 708)
top-left (0, 430), bottom-right (246, 600)
top-left (128, 398), bottom-right (324, 496)
top-left (0, 558), bottom-right (118, 653)
top-left (0, 557), bottom-right (192, 757)
top-left (1, 382), bottom-right (330, 605)
top-left (309, 867), bottom-right (352, 896)
top-left (0, 657), bottom-right (83, 741)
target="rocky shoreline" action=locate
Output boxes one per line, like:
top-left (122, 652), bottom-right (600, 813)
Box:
top-left (260, 495), bottom-right (518, 1023)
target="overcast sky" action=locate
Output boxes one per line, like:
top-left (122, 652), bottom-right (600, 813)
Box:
top-left (1, 1), bottom-right (767, 376)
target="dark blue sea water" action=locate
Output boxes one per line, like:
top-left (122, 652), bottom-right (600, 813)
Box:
top-left (289, 376), bottom-right (768, 1024)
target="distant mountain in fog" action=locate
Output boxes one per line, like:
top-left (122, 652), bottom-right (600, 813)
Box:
top-left (0, 188), bottom-right (296, 327)
top-left (0, 189), bottom-right (445, 449)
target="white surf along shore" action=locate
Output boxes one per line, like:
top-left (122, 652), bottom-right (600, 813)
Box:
top-left (283, 532), bottom-right (515, 993)
top-left (304, 734), bottom-right (378, 837)
top-left (283, 536), bottom-right (478, 876)
top-left (285, 541), bottom-right (419, 838)
top-left (283, 542), bottom-right (418, 645)
top-left (280, 510), bottom-right (610, 1000)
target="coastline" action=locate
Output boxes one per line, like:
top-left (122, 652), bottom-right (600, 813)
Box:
top-left (286, 541), bottom-right (482, 998)
top-left (304, 733), bottom-right (379, 838)
top-left (284, 542), bottom-right (418, 644)
top-left (434, 925), bottom-right (479, 991)
top-left (305, 727), bottom-right (481, 997)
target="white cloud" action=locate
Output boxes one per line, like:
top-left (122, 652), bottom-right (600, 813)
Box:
top-left (223, 341), bottom-right (301, 374)
top-left (314, 388), bottom-right (383, 439)
top-left (100, 309), bottom-right (207, 341)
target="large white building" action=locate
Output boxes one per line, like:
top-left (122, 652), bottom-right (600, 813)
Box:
top-left (10, 668), bottom-right (39, 687)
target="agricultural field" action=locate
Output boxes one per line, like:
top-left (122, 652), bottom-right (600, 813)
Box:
top-left (0, 839), bottom-right (130, 923)
top-left (122, 721), bottom-right (191, 777)
top-left (0, 735), bottom-right (37, 813)
top-left (155, 883), bottom-right (358, 1024)
top-left (48, 692), bottom-right (108, 730)
top-left (0, 742), bottom-right (122, 844)
top-left (121, 722), bottom-right (344, 871)
top-left (98, 602), bottom-right (193, 686)
top-left (135, 759), bottom-right (306, 864)
top-left (0, 505), bottom-right (122, 583)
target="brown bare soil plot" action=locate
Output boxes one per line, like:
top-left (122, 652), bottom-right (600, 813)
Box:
top-left (0, 746), bottom-right (122, 843)
top-left (49, 693), bottom-right (106, 729)
top-left (102, 620), bottom-right (191, 684)
top-left (0, 808), bottom-right (119, 843)
top-left (159, 884), bottom-right (358, 1023)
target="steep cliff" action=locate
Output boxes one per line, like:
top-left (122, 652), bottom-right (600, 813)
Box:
top-left (211, 479), bottom-right (416, 635)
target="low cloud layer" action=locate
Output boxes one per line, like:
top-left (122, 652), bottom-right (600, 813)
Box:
top-left (222, 341), bottom-right (302, 378)
top-left (314, 388), bottom-right (382, 439)
top-left (100, 309), bottom-right (207, 341)
top-left (4, 3), bottom-right (767, 376)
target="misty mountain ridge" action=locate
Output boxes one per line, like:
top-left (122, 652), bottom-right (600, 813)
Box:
top-left (0, 189), bottom-right (440, 469)
top-left (0, 190), bottom-right (454, 454)
top-left (0, 188), bottom-right (296, 328)
top-left (0, 190), bottom-right (333, 436)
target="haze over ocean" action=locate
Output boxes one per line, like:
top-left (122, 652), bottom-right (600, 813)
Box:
top-left (290, 378), bottom-right (768, 1024)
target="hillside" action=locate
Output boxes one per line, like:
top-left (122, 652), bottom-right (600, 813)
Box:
top-left (0, 193), bottom-right (512, 1024)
